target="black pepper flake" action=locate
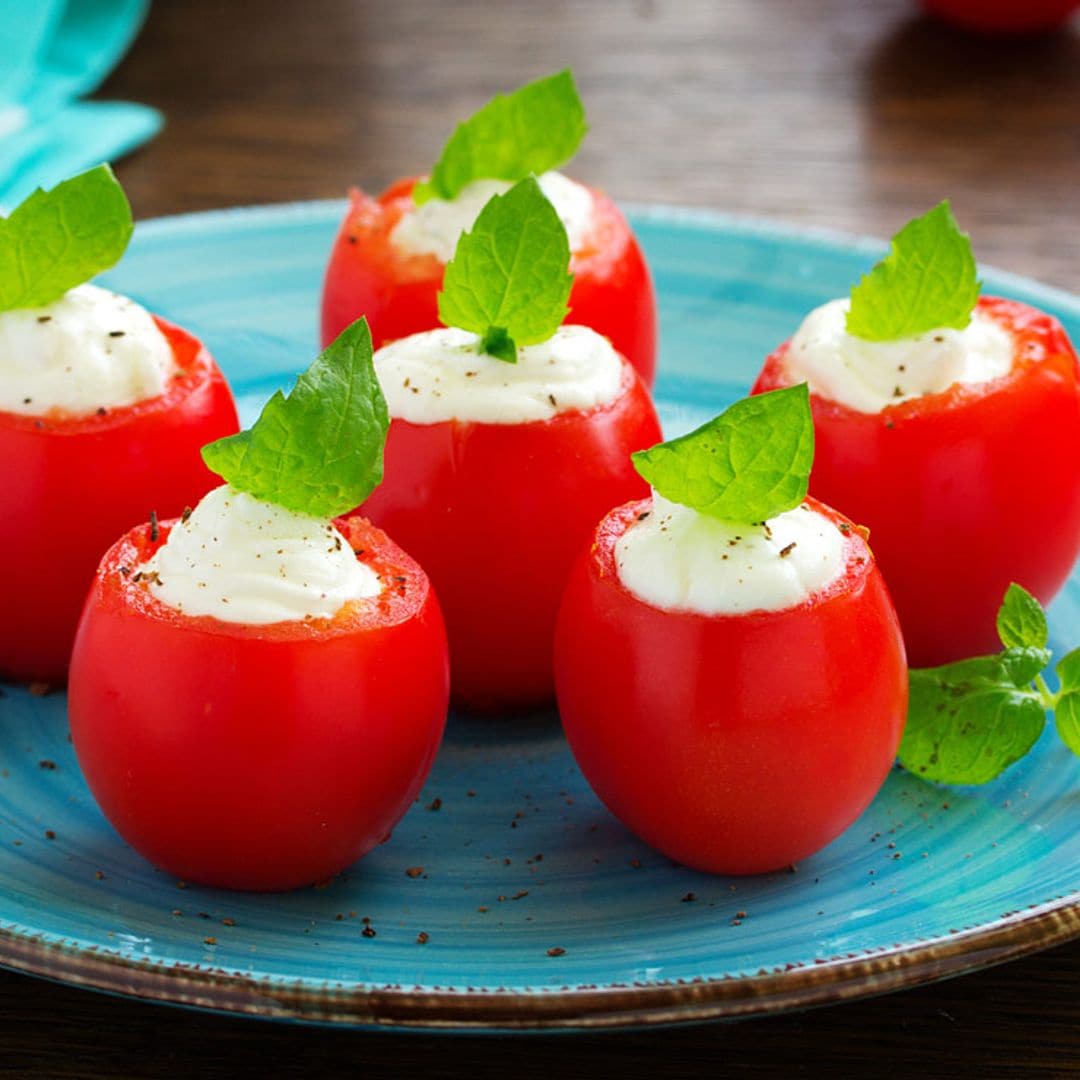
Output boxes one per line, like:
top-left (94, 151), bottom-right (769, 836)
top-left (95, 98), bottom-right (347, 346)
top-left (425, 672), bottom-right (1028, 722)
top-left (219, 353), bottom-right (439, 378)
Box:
top-left (416, 931), bottom-right (429, 944)
top-left (37, 316), bottom-right (51, 324)
top-left (681, 892), bottom-right (696, 903)
top-left (637, 511), bottom-right (651, 521)
top-left (546, 947), bottom-right (565, 957)
top-left (44, 830), bottom-right (56, 840)
top-left (405, 866), bottom-right (424, 878)
top-left (838, 523), bottom-right (852, 534)
top-left (426, 797), bottom-right (442, 812)
top-left (222, 917), bottom-right (236, 927)
top-left (548, 393), bottom-right (557, 408)
top-left (181, 506), bottom-right (193, 524)
top-left (779, 542), bottom-right (797, 558)
top-left (511, 890), bottom-right (529, 901)
top-left (95, 870), bottom-right (105, 880)
top-left (467, 789), bottom-right (477, 797)
top-left (96, 407), bottom-right (107, 417)
top-left (108, 330), bottom-right (126, 338)
top-left (347, 234), bottom-right (358, 245)
top-left (149, 510), bottom-right (159, 543)
top-left (361, 925), bottom-right (376, 938)
top-left (38, 760), bottom-right (56, 770)
top-left (22, 397), bottom-right (31, 405)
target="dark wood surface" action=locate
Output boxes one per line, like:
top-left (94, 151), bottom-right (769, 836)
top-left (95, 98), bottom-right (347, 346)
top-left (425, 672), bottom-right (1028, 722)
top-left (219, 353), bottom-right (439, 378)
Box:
top-left (4, 0), bottom-right (1078, 1074)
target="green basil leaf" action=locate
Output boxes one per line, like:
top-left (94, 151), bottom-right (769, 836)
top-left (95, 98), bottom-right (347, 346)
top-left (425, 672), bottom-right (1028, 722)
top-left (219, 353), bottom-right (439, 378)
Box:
top-left (414, 70), bottom-right (587, 205)
top-left (437, 177), bottom-right (572, 363)
top-left (846, 201), bottom-right (980, 342)
top-left (202, 318), bottom-right (388, 519)
top-left (996, 583), bottom-right (1049, 650)
top-left (899, 646), bottom-right (1051, 785)
top-left (0, 164), bottom-right (133, 313)
top-left (631, 385), bottom-right (814, 523)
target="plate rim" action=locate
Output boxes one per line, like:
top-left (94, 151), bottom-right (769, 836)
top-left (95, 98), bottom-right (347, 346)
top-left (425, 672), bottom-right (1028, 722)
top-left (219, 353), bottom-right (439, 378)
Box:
top-left (5, 198), bottom-right (1079, 1030)
top-left (1, 899), bottom-right (1076, 1029)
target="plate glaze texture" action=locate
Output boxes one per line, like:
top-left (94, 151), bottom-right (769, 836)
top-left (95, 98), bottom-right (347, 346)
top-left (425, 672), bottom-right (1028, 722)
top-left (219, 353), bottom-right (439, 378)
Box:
top-left (0, 202), bottom-right (1077, 1030)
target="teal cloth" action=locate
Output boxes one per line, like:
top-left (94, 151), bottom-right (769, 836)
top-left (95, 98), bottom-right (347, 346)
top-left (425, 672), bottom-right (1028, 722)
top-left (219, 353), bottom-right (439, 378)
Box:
top-left (0, 0), bottom-right (162, 208)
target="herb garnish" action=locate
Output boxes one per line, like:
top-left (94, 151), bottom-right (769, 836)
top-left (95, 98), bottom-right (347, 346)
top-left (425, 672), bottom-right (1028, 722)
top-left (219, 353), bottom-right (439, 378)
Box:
top-left (0, 165), bottom-right (133, 313)
top-left (631, 385), bottom-right (815, 523)
top-left (414, 70), bottom-right (587, 205)
top-left (900, 583), bottom-right (1080, 784)
top-left (846, 201), bottom-right (980, 343)
top-left (201, 318), bottom-right (389, 518)
top-left (437, 177), bottom-right (572, 363)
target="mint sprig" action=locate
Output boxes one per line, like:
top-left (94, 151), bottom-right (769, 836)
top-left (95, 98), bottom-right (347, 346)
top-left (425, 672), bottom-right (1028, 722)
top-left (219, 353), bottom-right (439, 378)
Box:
top-left (846, 201), bottom-right (980, 342)
top-left (414, 70), bottom-right (588, 206)
top-left (202, 318), bottom-right (389, 519)
top-left (437, 176), bottom-right (572, 363)
top-left (0, 164), bottom-right (133, 313)
top-left (631, 385), bottom-right (814, 524)
top-left (899, 584), bottom-right (1080, 784)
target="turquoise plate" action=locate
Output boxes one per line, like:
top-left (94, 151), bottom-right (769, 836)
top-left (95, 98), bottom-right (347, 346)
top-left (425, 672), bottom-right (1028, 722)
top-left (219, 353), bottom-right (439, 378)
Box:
top-left (1, 203), bottom-right (1078, 1031)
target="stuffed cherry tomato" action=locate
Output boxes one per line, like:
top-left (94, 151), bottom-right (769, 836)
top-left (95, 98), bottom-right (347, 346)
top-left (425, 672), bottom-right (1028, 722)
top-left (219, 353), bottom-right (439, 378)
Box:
top-left (0, 166), bottom-right (239, 685)
top-left (69, 510), bottom-right (448, 892)
top-left (322, 177), bottom-right (657, 385)
top-left (555, 388), bottom-right (907, 874)
top-left (359, 327), bottom-right (661, 712)
top-left (0, 307), bottom-right (238, 684)
top-left (320, 69), bottom-right (658, 385)
top-left (754, 295), bottom-right (1080, 667)
top-left (69, 318), bottom-right (450, 892)
top-left (920, 0), bottom-right (1080, 32)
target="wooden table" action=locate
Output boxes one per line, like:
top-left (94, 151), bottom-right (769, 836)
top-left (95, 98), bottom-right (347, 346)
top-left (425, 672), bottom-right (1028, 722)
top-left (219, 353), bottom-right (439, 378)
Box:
top-left (4, 1), bottom-right (1077, 1074)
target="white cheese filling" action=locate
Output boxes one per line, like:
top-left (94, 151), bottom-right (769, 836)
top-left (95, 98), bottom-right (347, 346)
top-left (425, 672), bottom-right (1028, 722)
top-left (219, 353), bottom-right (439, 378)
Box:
top-left (615, 492), bottom-right (847, 615)
top-left (375, 324), bottom-right (624, 424)
top-left (144, 485), bottom-right (381, 624)
top-left (784, 298), bottom-right (1014, 414)
top-left (391, 171), bottom-right (595, 262)
top-left (0, 283), bottom-right (177, 417)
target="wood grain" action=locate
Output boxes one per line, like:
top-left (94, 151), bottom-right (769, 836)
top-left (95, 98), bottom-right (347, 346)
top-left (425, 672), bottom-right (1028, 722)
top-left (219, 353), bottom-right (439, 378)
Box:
top-left (2, 0), bottom-right (1077, 1073)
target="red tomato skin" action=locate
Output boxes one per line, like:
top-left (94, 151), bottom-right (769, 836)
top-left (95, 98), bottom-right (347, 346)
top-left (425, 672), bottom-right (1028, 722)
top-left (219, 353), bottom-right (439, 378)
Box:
top-left (752, 297), bottom-right (1080, 667)
top-left (920, 0), bottom-right (1079, 32)
top-left (355, 366), bottom-right (663, 713)
top-left (0, 319), bottom-right (239, 685)
top-left (320, 177), bottom-right (659, 386)
top-left (554, 498), bottom-right (908, 875)
top-left (68, 516), bottom-right (450, 892)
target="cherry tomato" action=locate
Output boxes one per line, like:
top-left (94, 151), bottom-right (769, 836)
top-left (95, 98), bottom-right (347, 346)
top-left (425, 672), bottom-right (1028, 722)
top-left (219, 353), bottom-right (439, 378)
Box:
top-left (0, 318), bottom-right (239, 685)
top-left (356, 365), bottom-right (662, 713)
top-left (69, 515), bottom-right (449, 892)
top-left (920, 0), bottom-right (1079, 33)
top-left (554, 497), bottom-right (908, 875)
top-left (320, 177), bottom-right (659, 386)
top-left (753, 297), bottom-right (1080, 667)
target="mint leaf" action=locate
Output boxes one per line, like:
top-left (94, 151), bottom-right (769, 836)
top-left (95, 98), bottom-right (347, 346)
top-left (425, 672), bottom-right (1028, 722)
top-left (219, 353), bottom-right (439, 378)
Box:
top-left (1054, 648), bottom-right (1080, 756)
top-left (414, 70), bottom-right (587, 205)
top-left (899, 648), bottom-right (1048, 785)
top-left (846, 201), bottom-right (980, 342)
top-left (996, 583), bottom-right (1049, 650)
top-left (631, 385), bottom-right (814, 523)
top-left (201, 318), bottom-right (388, 519)
top-left (437, 177), bottom-right (572, 363)
top-left (0, 164), bottom-right (133, 313)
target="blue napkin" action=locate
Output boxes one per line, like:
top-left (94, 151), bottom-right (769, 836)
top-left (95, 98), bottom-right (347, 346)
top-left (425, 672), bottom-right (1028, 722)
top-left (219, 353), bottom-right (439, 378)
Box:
top-left (0, 0), bottom-right (162, 208)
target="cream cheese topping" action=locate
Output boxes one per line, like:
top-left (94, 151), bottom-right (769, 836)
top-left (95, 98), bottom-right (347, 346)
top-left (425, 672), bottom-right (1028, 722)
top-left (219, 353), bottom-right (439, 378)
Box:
top-left (391, 171), bottom-right (595, 262)
top-left (615, 492), bottom-right (847, 615)
top-left (144, 486), bottom-right (381, 624)
top-left (0, 283), bottom-right (176, 417)
top-left (375, 324), bottom-right (624, 424)
top-left (784, 298), bottom-right (1013, 414)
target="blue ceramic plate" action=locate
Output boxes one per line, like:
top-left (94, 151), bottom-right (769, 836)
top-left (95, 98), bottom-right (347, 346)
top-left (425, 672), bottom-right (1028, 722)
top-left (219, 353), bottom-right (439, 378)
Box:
top-left (1, 203), bottom-right (1078, 1031)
